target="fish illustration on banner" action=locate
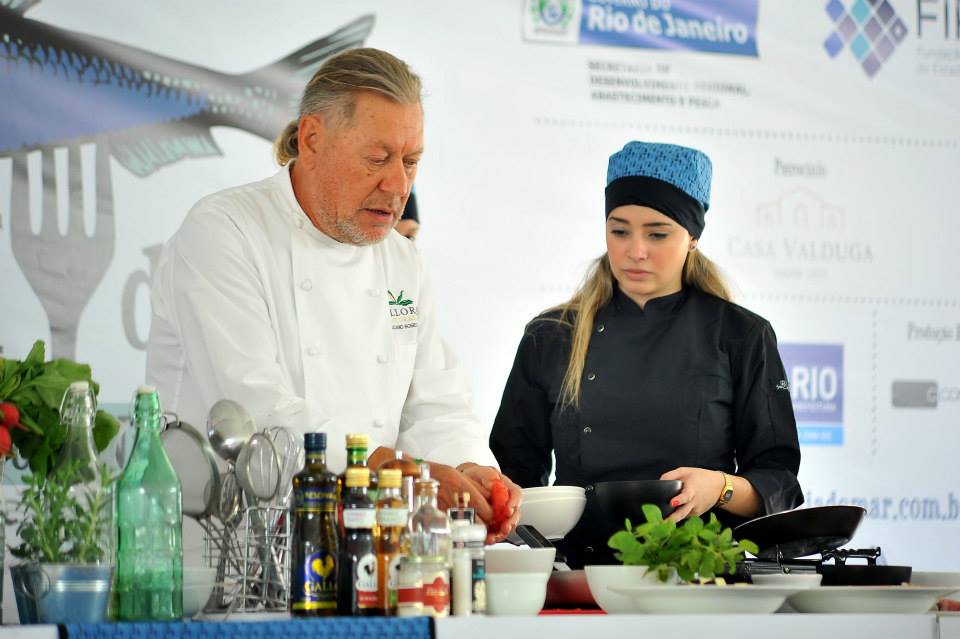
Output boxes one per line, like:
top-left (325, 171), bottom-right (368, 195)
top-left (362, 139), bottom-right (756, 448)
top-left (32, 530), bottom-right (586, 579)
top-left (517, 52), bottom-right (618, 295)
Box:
top-left (1, 0), bottom-right (374, 358)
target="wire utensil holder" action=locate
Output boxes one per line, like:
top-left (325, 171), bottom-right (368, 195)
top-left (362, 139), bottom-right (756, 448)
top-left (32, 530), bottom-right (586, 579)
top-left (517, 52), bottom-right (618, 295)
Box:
top-left (202, 506), bottom-right (291, 613)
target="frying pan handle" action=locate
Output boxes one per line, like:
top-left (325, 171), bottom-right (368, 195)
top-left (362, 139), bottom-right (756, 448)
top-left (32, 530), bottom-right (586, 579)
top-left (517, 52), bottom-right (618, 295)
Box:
top-left (514, 524), bottom-right (567, 565)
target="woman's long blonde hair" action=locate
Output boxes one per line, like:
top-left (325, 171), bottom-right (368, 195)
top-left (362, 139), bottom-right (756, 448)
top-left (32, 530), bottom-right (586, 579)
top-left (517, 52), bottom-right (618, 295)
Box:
top-left (553, 249), bottom-right (731, 410)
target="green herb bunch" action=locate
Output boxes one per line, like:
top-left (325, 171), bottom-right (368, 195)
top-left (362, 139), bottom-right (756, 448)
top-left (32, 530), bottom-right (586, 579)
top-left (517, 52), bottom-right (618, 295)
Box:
top-left (0, 340), bottom-right (119, 475)
top-left (9, 460), bottom-right (115, 564)
top-left (608, 503), bottom-right (760, 583)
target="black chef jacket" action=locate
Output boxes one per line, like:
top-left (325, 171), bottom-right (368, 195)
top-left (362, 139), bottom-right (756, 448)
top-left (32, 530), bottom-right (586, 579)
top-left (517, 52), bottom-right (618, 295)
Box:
top-left (490, 285), bottom-right (803, 568)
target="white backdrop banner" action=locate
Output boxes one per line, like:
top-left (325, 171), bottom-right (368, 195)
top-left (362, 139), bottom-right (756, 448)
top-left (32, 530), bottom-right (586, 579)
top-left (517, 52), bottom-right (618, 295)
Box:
top-left (2, 0), bottom-right (959, 571)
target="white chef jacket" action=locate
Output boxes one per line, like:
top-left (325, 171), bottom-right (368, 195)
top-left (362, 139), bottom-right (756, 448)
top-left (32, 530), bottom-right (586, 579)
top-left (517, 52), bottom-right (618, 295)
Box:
top-left (146, 166), bottom-right (497, 472)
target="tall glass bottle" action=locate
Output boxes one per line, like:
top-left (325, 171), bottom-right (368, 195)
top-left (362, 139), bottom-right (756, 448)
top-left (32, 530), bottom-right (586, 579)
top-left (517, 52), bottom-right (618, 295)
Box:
top-left (289, 432), bottom-right (339, 616)
top-left (55, 381), bottom-right (114, 564)
top-left (338, 467), bottom-right (379, 616)
top-left (375, 468), bottom-right (407, 615)
top-left (115, 385), bottom-right (182, 621)
top-left (409, 465), bottom-right (451, 617)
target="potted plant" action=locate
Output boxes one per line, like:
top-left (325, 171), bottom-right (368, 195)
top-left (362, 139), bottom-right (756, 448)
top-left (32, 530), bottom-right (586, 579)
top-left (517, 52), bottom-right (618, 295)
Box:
top-left (0, 340), bottom-right (121, 623)
top-left (607, 503), bottom-right (759, 583)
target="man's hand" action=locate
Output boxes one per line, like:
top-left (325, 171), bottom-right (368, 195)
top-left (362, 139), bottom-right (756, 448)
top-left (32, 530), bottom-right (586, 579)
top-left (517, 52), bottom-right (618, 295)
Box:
top-left (428, 462), bottom-right (493, 521)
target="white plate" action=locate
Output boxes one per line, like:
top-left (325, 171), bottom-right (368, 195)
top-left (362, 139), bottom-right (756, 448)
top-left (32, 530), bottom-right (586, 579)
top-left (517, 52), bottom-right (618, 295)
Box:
top-left (911, 571), bottom-right (960, 599)
top-left (608, 584), bottom-right (798, 614)
top-left (788, 586), bottom-right (957, 614)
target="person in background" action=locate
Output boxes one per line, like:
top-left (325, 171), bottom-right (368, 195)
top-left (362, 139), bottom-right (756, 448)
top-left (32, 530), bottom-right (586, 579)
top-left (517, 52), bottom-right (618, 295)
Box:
top-left (147, 48), bottom-right (519, 540)
top-left (489, 141), bottom-right (802, 566)
top-left (395, 189), bottom-right (420, 240)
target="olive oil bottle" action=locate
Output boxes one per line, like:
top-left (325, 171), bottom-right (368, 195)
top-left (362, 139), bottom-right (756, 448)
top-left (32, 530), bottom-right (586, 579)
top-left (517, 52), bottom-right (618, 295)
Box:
top-left (290, 432), bottom-right (339, 616)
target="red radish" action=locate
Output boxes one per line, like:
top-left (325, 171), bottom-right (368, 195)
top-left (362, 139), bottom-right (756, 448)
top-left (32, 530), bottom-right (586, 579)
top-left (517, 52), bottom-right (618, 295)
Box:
top-left (0, 427), bottom-right (11, 457)
top-left (0, 402), bottom-right (18, 428)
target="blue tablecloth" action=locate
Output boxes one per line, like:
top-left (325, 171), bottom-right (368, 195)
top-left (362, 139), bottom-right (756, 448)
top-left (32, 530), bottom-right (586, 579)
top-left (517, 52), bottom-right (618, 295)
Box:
top-left (64, 618), bottom-right (432, 639)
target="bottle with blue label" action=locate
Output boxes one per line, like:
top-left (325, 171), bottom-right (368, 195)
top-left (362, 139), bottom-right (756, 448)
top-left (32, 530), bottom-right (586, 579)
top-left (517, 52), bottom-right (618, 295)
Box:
top-left (290, 431), bottom-right (339, 616)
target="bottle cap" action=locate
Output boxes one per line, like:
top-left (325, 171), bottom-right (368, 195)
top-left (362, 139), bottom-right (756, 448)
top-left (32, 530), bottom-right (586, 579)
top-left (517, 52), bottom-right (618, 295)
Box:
top-left (137, 384), bottom-right (156, 394)
top-left (379, 468), bottom-right (402, 488)
top-left (345, 467), bottom-right (370, 487)
top-left (69, 381), bottom-right (90, 392)
top-left (346, 433), bottom-right (369, 448)
top-left (304, 431), bottom-right (327, 451)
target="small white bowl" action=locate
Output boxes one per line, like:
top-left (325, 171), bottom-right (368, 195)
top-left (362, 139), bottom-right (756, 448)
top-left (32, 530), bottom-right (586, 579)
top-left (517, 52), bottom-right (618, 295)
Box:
top-left (484, 547), bottom-right (556, 574)
top-left (182, 567), bottom-right (217, 618)
top-left (486, 572), bottom-right (550, 615)
top-left (519, 494), bottom-right (586, 540)
top-left (751, 572), bottom-right (823, 588)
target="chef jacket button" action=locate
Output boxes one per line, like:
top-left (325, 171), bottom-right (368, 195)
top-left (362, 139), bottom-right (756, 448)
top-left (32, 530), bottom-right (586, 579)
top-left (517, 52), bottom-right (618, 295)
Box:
top-left (587, 372), bottom-right (597, 381)
top-left (585, 484), bottom-right (594, 493)
top-left (300, 279), bottom-right (313, 291)
top-left (368, 288), bottom-right (380, 297)
top-left (596, 323), bottom-right (605, 333)
top-left (373, 419), bottom-right (386, 429)
top-left (584, 546), bottom-right (594, 553)
top-left (296, 218), bottom-right (304, 229)
top-left (582, 426), bottom-right (592, 434)
top-left (307, 346), bottom-right (321, 357)
top-left (377, 353), bottom-right (390, 364)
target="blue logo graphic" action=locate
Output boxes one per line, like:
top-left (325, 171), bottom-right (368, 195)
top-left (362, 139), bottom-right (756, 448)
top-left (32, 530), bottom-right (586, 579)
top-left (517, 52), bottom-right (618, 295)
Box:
top-left (823, 0), bottom-right (907, 77)
top-left (579, 0), bottom-right (759, 57)
top-left (779, 343), bottom-right (844, 446)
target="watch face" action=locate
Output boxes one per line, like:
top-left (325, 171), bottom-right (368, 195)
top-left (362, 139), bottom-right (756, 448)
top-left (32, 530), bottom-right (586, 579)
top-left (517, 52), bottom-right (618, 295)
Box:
top-left (722, 489), bottom-right (734, 502)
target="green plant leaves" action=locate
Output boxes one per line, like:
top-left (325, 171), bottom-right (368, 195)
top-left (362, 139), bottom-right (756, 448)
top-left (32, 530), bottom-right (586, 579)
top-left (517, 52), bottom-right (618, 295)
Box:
top-left (0, 340), bottom-right (118, 474)
top-left (608, 503), bottom-right (758, 583)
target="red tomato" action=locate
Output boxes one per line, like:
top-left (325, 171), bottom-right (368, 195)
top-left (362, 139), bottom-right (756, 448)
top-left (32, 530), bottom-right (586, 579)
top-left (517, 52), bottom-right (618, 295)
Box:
top-left (490, 479), bottom-right (511, 524)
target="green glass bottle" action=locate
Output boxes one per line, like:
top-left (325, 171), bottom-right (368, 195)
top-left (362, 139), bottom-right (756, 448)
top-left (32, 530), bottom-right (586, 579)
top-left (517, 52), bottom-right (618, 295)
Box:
top-left (290, 431), bottom-right (339, 616)
top-left (115, 385), bottom-right (183, 621)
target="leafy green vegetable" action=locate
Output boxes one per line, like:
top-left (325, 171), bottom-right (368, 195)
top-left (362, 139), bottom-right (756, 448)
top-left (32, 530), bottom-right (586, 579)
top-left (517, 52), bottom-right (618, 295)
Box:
top-left (608, 503), bottom-right (760, 583)
top-left (0, 340), bottom-right (120, 475)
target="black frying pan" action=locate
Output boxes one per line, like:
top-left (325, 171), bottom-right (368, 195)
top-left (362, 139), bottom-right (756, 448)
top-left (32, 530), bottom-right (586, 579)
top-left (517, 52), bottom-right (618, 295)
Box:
top-left (734, 505), bottom-right (866, 560)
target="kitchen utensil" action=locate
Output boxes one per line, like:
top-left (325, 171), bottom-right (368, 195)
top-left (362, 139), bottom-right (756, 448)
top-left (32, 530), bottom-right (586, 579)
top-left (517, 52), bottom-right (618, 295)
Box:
top-left (236, 432), bottom-right (281, 504)
top-left (160, 418), bottom-right (222, 521)
top-left (733, 505), bottom-right (866, 560)
top-left (207, 399), bottom-right (257, 463)
top-left (266, 425), bottom-right (302, 508)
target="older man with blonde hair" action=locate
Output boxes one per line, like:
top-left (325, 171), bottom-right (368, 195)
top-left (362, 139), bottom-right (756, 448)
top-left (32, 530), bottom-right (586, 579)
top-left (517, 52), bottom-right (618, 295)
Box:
top-left (147, 48), bottom-right (520, 538)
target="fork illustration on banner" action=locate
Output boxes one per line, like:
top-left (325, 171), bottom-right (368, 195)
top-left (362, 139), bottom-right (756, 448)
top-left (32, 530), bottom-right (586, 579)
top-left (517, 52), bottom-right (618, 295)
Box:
top-left (10, 144), bottom-right (114, 360)
top-left (2, 1), bottom-right (374, 357)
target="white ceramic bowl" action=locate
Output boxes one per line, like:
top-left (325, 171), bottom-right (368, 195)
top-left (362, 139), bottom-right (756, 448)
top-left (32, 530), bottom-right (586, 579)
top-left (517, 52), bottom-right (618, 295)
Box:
top-left (484, 547), bottom-right (556, 574)
top-left (182, 567), bottom-right (217, 618)
top-left (486, 572), bottom-right (550, 615)
top-left (522, 486), bottom-right (586, 499)
top-left (751, 572), bottom-right (823, 588)
top-left (584, 565), bottom-right (670, 614)
top-left (519, 493), bottom-right (586, 540)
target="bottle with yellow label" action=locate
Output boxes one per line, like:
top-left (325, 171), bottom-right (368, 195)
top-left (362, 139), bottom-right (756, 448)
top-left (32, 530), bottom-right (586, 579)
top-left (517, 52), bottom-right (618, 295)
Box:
top-left (289, 432), bottom-right (339, 616)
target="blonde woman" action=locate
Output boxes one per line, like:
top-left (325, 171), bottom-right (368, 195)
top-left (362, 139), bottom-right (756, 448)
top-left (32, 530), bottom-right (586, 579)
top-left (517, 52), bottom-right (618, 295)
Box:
top-left (489, 141), bottom-right (801, 567)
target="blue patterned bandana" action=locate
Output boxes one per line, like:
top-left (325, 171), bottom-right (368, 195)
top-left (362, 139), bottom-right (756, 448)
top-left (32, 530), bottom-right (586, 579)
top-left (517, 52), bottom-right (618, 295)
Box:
top-left (605, 141), bottom-right (713, 238)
